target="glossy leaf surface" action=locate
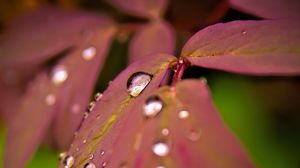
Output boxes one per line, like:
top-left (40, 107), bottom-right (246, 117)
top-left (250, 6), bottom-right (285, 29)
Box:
top-left (182, 20), bottom-right (300, 76)
top-left (107, 0), bottom-right (168, 18)
top-left (230, 0), bottom-right (300, 19)
top-left (60, 73), bottom-right (253, 167)
top-left (129, 20), bottom-right (175, 63)
top-left (58, 54), bottom-right (176, 167)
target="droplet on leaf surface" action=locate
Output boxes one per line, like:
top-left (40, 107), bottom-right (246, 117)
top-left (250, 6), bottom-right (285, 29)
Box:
top-left (84, 162), bottom-right (96, 168)
top-left (51, 65), bottom-right (68, 86)
top-left (143, 96), bottom-right (163, 118)
top-left (82, 46), bottom-right (97, 61)
top-left (63, 155), bottom-right (75, 168)
top-left (127, 72), bottom-right (152, 97)
top-left (152, 141), bottom-right (170, 157)
top-left (178, 110), bottom-right (189, 119)
top-left (45, 94), bottom-right (56, 105)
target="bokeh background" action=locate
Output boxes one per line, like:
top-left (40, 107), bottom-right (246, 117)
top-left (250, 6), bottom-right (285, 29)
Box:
top-left (0, 0), bottom-right (299, 167)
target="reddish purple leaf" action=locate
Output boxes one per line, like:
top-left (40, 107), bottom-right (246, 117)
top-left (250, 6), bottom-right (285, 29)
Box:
top-left (58, 54), bottom-right (176, 168)
top-left (107, 0), bottom-right (168, 18)
top-left (5, 16), bottom-right (116, 168)
top-left (0, 6), bottom-right (113, 83)
top-left (5, 72), bottom-right (57, 168)
top-left (60, 75), bottom-right (253, 167)
top-left (129, 20), bottom-right (175, 63)
top-left (182, 20), bottom-right (300, 76)
top-left (230, 0), bottom-right (300, 19)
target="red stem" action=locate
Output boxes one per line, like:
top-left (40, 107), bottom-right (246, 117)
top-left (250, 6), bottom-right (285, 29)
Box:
top-left (171, 59), bottom-right (188, 85)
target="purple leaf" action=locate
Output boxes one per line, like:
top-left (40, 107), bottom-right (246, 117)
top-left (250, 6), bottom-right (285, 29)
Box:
top-left (58, 54), bottom-right (176, 168)
top-left (59, 74), bottom-right (253, 167)
top-left (182, 20), bottom-right (300, 76)
top-left (129, 20), bottom-right (175, 63)
top-left (4, 12), bottom-right (116, 168)
top-left (0, 6), bottom-right (113, 83)
top-left (230, 0), bottom-right (300, 19)
top-left (106, 0), bottom-right (168, 18)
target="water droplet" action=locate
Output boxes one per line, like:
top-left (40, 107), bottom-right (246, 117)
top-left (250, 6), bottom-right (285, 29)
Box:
top-left (82, 46), bottom-right (97, 61)
top-left (178, 59), bottom-right (184, 64)
top-left (83, 139), bottom-right (87, 144)
top-left (83, 112), bottom-right (89, 119)
top-left (71, 104), bottom-right (80, 114)
top-left (242, 30), bottom-right (247, 35)
top-left (127, 72), bottom-right (152, 97)
top-left (156, 166), bottom-right (166, 168)
top-left (94, 92), bottom-right (103, 101)
top-left (143, 96), bottom-right (163, 118)
top-left (58, 152), bottom-right (66, 161)
top-left (45, 94), bottom-right (56, 105)
top-left (100, 150), bottom-right (105, 156)
top-left (188, 128), bottom-right (201, 141)
top-left (152, 142), bottom-right (169, 157)
top-left (161, 128), bottom-right (169, 136)
top-left (102, 161), bottom-right (107, 167)
top-left (51, 65), bottom-right (68, 86)
top-left (89, 154), bottom-right (94, 160)
top-left (88, 101), bottom-right (96, 112)
top-left (84, 162), bottom-right (96, 168)
top-left (63, 155), bottom-right (75, 168)
top-left (199, 76), bottom-right (207, 84)
top-left (178, 110), bottom-right (189, 119)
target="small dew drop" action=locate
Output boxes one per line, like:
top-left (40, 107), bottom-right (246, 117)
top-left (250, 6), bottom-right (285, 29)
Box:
top-left (242, 30), bottom-right (247, 35)
top-left (88, 101), bottom-right (96, 112)
top-left (83, 139), bottom-right (87, 144)
top-left (143, 96), bottom-right (163, 118)
top-left (58, 152), bottom-right (66, 161)
top-left (188, 129), bottom-right (202, 141)
top-left (152, 142), bottom-right (169, 157)
top-left (157, 166), bottom-right (166, 168)
top-left (89, 154), bottom-right (94, 160)
top-left (83, 112), bottom-right (89, 119)
top-left (94, 92), bottom-right (103, 101)
top-left (71, 104), bottom-right (80, 114)
top-left (82, 46), bottom-right (97, 61)
top-left (63, 155), bottom-right (75, 168)
top-left (51, 65), bottom-right (68, 86)
top-left (127, 72), bottom-right (152, 97)
top-left (161, 128), bottom-right (169, 136)
top-left (100, 150), bottom-right (105, 156)
top-left (178, 110), bottom-right (189, 119)
top-left (84, 162), bottom-right (96, 168)
top-left (45, 94), bottom-right (56, 105)
top-left (102, 161), bottom-right (107, 167)
top-left (199, 76), bottom-right (207, 84)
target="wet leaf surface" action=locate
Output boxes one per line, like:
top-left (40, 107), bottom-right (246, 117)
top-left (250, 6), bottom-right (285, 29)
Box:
top-left (60, 75), bottom-right (254, 167)
top-left (182, 20), bottom-right (300, 76)
top-left (230, 0), bottom-right (300, 19)
top-left (58, 54), bottom-right (176, 167)
top-left (129, 20), bottom-right (175, 63)
top-left (107, 0), bottom-right (168, 19)
top-left (4, 11), bottom-right (116, 168)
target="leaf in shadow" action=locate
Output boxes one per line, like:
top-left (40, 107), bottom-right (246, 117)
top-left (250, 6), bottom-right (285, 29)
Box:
top-left (106, 0), bottom-right (168, 19)
top-left (230, 0), bottom-right (300, 19)
top-left (182, 20), bottom-right (300, 76)
top-left (58, 54), bottom-right (176, 167)
top-left (0, 6), bottom-right (114, 120)
top-left (4, 12), bottom-right (117, 168)
top-left (0, 6), bottom-right (113, 83)
top-left (129, 20), bottom-right (175, 63)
